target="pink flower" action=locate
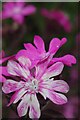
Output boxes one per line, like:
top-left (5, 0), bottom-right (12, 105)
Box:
top-left (16, 35), bottom-right (76, 68)
top-left (41, 8), bottom-right (72, 33)
top-left (1, 2), bottom-right (36, 24)
top-left (2, 56), bottom-right (69, 119)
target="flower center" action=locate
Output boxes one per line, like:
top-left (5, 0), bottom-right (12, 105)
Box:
top-left (13, 7), bottom-right (21, 14)
top-left (25, 79), bottom-right (39, 93)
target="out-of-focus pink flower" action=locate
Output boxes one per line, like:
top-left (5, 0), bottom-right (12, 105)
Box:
top-left (62, 97), bottom-right (79, 118)
top-left (0, 50), bottom-right (15, 82)
top-left (41, 8), bottom-right (72, 33)
top-left (2, 55), bottom-right (69, 119)
top-left (1, 2), bottom-right (36, 24)
top-left (16, 35), bottom-right (76, 68)
top-left (70, 67), bottom-right (78, 84)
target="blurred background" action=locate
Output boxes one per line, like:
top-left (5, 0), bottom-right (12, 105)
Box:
top-left (1, 2), bottom-right (79, 120)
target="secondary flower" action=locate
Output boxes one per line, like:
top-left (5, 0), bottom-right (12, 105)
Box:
top-left (2, 56), bottom-right (69, 119)
top-left (41, 8), bottom-right (72, 33)
top-left (16, 35), bottom-right (76, 68)
top-left (1, 2), bottom-right (36, 24)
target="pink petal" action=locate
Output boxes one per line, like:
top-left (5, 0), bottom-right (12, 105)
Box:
top-left (7, 60), bottom-right (21, 76)
top-left (51, 54), bottom-right (76, 66)
top-left (29, 94), bottom-right (41, 119)
top-left (60, 37), bottom-right (67, 47)
top-left (0, 67), bottom-right (9, 76)
top-left (7, 88), bottom-right (27, 106)
top-left (16, 49), bottom-right (28, 59)
top-left (2, 11), bottom-right (12, 19)
top-left (2, 80), bottom-right (24, 93)
top-left (3, 2), bottom-right (14, 10)
top-left (51, 80), bottom-right (69, 93)
top-left (41, 87), bottom-right (67, 105)
top-left (7, 60), bottom-right (30, 79)
top-left (2, 3), bottom-right (16, 19)
top-left (0, 75), bottom-right (6, 83)
top-left (22, 5), bottom-right (36, 15)
top-left (24, 43), bottom-right (38, 55)
top-left (49, 38), bottom-right (61, 55)
top-left (17, 94), bottom-right (30, 117)
top-left (61, 55), bottom-right (76, 66)
top-left (47, 90), bottom-right (68, 105)
top-left (34, 35), bottom-right (46, 53)
top-left (17, 56), bottom-right (31, 68)
top-left (12, 14), bottom-right (24, 24)
top-left (24, 43), bottom-right (39, 60)
top-left (16, 50), bottom-right (39, 68)
top-left (35, 55), bottom-right (52, 79)
top-left (42, 62), bottom-right (64, 80)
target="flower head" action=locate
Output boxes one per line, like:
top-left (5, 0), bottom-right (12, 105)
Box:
top-left (1, 35), bottom-right (76, 119)
top-left (2, 56), bottom-right (69, 119)
top-left (1, 2), bottom-right (36, 24)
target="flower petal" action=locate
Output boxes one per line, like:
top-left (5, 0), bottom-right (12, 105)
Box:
top-left (16, 50), bottom-right (39, 68)
top-left (7, 60), bottom-right (30, 79)
top-left (34, 35), bottom-right (46, 53)
top-left (2, 3), bottom-right (15, 19)
top-left (22, 5), bottom-right (36, 15)
top-left (12, 14), bottom-right (24, 24)
top-left (42, 62), bottom-right (64, 80)
top-left (0, 75), bottom-right (6, 83)
top-left (51, 55), bottom-right (76, 66)
top-left (49, 38), bottom-right (61, 55)
top-left (47, 90), bottom-right (68, 105)
top-left (60, 37), bottom-right (67, 46)
top-left (24, 43), bottom-right (39, 60)
top-left (51, 80), bottom-right (69, 93)
top-left (2, 79), bottom-right (24, 93)
top-left (29, 94), bottom-right (41, 119)
top-left (16, 49), bottom-right (28, 59)
top-left (17, 94), bottom-right (30, 117)
top-left (35, 55), bottom-right (52, 79)
top-left (17, 56), bottom-right (31, 68)
top-left (0, 66), bottom-right (9, 77)
top-left (41, 88), bottom-right (67, 105)
top-left (3, 2), bottom-right (14, 10)
top-left (7, 88), bottom-right (27, 106)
